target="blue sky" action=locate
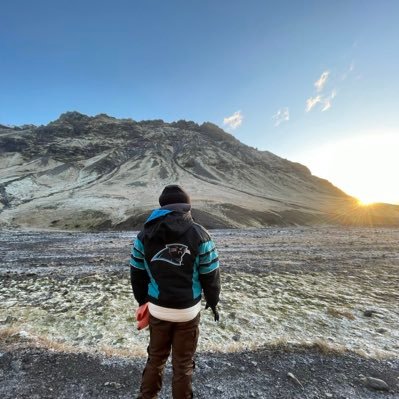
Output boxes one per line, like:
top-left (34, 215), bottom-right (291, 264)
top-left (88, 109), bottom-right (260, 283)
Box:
top-left (1, 1), bottom-right (398, 202)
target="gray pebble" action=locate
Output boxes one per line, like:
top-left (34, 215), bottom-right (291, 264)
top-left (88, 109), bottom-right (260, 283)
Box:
top-left (104, 381), bottom-right (123, 389)
top-left (363, 309), bottom-right (377, 317)
top-left (11, 360), bottom-right (22, 372)
top-left (361, 376), bottom-right (389, 391)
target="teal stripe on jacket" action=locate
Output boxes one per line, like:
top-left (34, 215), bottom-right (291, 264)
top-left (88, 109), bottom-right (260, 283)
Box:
top-left (133, 247), bottom-right (144, 259)
top-left (198, 240), bottom-right (215, 255)
top-left (131, 238), bottom-right (146, 270)
top-left (199, 260), bottom-right (219, 274)
top-left (131, 237), bottom-right (159, 298)
top-left (192, 256), bottom-right (202, 298)
top-left (143, 258), bottom-right (160, 299)
top-left (199, 249), bottom-right (218, 264)
top-left (198, 240), bottom-right (219, 275)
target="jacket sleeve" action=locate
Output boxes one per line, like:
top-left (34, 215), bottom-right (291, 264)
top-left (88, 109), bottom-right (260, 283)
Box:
top-left (198, 238), bottom-right (221, 308)
top-left (130, 236), bottom-right (150, 306)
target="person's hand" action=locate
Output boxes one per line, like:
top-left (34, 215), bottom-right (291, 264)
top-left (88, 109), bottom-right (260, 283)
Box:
top-left (205, 303), bottom-right (219, 322)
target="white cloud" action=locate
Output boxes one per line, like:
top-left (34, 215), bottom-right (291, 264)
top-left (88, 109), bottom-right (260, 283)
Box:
top-left (314, 71), bottom-right (330, 92)
top-left (272, 107), bottom-right (289, 127)
top-left (321, 90), bottom-right (337, 112)
top-left (305, 95), bottom-right (322, 112)
top-left (223, 111), bottom-right (243, 129)
top-left (306, 89), bottom-right (337, 112)
top-left (321, 100), bottom-right (331, 112)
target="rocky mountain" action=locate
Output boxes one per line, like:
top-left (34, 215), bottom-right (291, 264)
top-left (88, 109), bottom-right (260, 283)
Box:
top-left (0, 111), bottom-right (398, 229)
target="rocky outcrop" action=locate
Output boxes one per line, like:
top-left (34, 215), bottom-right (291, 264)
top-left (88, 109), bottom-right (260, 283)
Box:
top-left (0, 111), bottom-right (398, 229)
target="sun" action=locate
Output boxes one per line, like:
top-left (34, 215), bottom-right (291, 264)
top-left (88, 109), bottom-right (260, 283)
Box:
top-left (357, 198), bottom-right (375, 206)
top-left (293, 133), bottom-right (399, 205)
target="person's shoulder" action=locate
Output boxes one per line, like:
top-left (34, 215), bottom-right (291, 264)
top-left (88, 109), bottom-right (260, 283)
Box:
top-left (136, 230), bottom-right (145, 242)
top-left (191, 222), bottom-right (212, 243)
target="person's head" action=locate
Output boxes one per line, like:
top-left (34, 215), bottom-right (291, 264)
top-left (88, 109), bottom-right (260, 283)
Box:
top-left (159, 185), bottom-right (191, 207)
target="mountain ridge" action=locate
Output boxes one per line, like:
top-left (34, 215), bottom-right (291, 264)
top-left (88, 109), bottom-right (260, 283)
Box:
top-left (1, 112), bottom-right (398, 229)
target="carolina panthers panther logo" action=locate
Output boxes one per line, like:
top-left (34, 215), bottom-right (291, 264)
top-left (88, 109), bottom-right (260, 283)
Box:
top-left (151, 244), bottom-right (191, 266)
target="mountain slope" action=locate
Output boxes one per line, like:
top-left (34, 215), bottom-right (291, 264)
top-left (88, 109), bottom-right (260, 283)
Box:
top-left (0, 112), bottom-right (398, 229)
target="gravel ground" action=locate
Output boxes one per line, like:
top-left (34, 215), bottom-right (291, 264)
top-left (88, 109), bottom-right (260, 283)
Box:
top-left (0, 344), bottom-right (398, 398)
top-left (1, 227), bottom-right (399, 398)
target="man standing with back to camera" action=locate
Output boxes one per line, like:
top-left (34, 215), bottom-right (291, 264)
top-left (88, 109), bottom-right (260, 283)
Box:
top-left (130, 184), bottom-right (221, 399)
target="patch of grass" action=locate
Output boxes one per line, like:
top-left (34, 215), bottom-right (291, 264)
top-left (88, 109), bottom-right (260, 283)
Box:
top-left (34, 335), bottom-right (80, 353)
top-left (327, 307), bottom-right (355, 320)
top-left (99, 345), bottom-right (146, 358)
top-left (310, 339), bottom-right (348, 355)
top-left (263, 339), bottom-right (356, 357)
top-left (0, 326), bottom-right (21, 343)
top-left (0, 327), bottom-right (79, 353)
top-left (203, 341), bottom-right (255, 353)
top-left (269, 337), bottom-right (289, 350)
top-left (266, 338), bottom-right (348, 356)
top-left (0, 327), bottom-right (146, 359)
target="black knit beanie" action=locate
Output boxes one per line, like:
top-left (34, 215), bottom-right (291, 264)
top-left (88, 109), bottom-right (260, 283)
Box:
top-left (159, 185), bottom-right (191, 206)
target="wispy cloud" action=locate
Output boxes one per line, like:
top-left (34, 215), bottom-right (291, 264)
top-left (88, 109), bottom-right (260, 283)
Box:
top-left (223, 111), bottom-right (243, 129)
top-left (305, 95), bottom-right (322, 112)
top-left (272, 107), bottom-right (289, 127)
top-left (314, 71), bottom-right (330, 92)
top-left (321, 90), bottom-right (337, 112)
top-left (306, 68), bottom-right (340, 112)
top-left (306, 60), bottom-right (355, 114)
top-left (307, 90), bottom-right (337, 112)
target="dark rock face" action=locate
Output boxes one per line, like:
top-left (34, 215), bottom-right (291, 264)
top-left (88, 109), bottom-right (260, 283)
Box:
top-left (0, 112), bottom-right (398, 230)
top-left (0, 137), bottom-right (30, 153)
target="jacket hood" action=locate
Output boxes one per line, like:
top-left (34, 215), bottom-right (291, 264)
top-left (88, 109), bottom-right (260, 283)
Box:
top-left (143, 203), bottom-right (193, 242)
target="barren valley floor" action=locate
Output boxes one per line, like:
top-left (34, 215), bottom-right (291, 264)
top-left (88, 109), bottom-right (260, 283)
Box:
top-left (1, 227), bottom-right (398, 398)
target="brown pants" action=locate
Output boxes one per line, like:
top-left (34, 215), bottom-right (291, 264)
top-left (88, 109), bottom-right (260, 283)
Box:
top-left (138, 313), bottom-right (200, 399)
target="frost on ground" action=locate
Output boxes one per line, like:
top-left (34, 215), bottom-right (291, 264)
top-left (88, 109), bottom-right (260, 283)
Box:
top-left (0, 227), bottom-right (398, 359)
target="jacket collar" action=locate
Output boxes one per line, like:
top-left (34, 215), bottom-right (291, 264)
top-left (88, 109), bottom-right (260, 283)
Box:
top-left (145, 203), bottom-right (191, 224)
top-left (160, 203), bottom-right (191, 212)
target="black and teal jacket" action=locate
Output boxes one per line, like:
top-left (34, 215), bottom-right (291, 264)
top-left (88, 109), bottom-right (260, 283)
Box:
top-left (130, 203), bottom-right (220, 309)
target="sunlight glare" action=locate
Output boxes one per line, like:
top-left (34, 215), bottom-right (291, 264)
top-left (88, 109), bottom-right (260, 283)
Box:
top-left (357, 199), bottom-right (375, 206)
top-left (292, 133), bottom-right (399, 205)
